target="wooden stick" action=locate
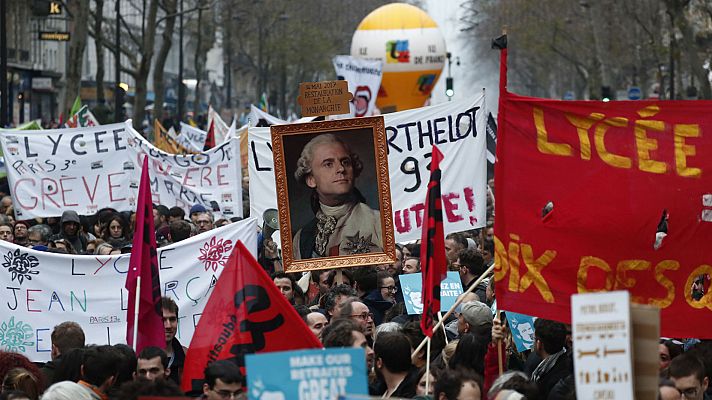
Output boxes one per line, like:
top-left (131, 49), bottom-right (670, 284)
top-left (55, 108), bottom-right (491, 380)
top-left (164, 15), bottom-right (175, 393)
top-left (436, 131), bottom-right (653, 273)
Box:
top-left (132, 276), bottom-right (141, 351)
top-left (336, 269), bottom-right (343, 285)
top-left (425, 337), bottom-right (431, 395)
top-left (497, 339), bottom-right (504, 375)
top-left (411, 263), bottom-right (495, 361)
top-left (438, 312), bottom-right (448, 345)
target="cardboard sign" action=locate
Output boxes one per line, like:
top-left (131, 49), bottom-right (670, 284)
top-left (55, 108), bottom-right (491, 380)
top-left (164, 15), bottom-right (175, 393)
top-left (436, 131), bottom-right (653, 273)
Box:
top-left (399, 272), bottom-right (463, 315)
top-left (0, 218), bottom-right (257, 362)
top-left (298, 81), bottom-right (353, 117)
top-left (505, 311), bottom-right (537, 352)
top-left (246, 348), bottom-right (369, 399)
top-left (572, 291), bottom-right (634, 400)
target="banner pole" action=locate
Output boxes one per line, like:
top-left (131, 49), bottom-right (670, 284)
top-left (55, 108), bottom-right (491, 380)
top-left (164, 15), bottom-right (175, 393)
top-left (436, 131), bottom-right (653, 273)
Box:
top-left (132, 276), bottom-right (141, 351)
top-left (412, 263), bottom-right (495, 361)
top-left (497, 339), bottom-right (504, 375)
top-left (425, 337), bottom-right (431, 395)
top-left (437, 312), bottom-right (448, 345)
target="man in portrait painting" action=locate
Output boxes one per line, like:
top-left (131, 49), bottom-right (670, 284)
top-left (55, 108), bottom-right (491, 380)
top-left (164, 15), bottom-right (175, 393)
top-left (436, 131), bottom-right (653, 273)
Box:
top-left (292, 133), bottom-right (382, 259)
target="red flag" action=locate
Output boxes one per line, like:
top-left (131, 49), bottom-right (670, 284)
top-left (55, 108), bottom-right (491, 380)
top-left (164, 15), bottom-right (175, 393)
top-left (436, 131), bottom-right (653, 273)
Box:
top-left (204, 119), bottom-right (215, 150)
top-left (125, 157), bottom-right (164, 352)
top-left (420, 145), bottom-right (447, 337)
top-left (181, 241), bottom-right (321, 393)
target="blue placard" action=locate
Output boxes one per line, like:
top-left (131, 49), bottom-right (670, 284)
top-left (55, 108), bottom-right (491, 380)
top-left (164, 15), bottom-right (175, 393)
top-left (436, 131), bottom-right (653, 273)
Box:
top-left (505, 311), bottom-right (537, 352)
top-left (399, 272), bottom-right (464, 315)
top-left (246, 347), bottom-right (369, 399)
top-left (563, 91), bottom-right (575, 100)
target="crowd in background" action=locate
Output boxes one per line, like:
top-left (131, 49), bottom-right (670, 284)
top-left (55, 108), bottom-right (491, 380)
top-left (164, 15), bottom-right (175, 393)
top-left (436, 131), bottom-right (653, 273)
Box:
top-left (0, 178), bottom-right (710, 400)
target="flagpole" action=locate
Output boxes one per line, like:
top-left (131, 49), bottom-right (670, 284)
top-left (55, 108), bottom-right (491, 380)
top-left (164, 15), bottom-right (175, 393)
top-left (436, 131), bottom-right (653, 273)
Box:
top-left (437, 312), bottom-right (448, 345)
top-left (425, 337), bottom-right (431, 395)
top-left (132, 276), bottom-right (141, 351)
top-left (412, 263), bottom-right (495, 361)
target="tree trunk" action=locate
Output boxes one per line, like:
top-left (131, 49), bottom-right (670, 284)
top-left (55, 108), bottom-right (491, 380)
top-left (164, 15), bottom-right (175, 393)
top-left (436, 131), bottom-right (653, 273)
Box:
top-left (94, 0), bottom-right (105, 104)
top-left (64, 0), bottom-right (90, 115)
top-left (153, 0), bottom-right (177, 125)
top-left (132, 0), bottom-right (160, 133)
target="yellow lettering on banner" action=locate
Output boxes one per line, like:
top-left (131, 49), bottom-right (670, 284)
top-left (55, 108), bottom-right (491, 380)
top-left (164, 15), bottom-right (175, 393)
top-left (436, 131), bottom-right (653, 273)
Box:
top-left (614, 259), bottom-right (650, 303)
top-left (685, 265), bottom-right (712, 310)
top-left (674, 124), bottom-right (702, 178)
top-left (594, 117), bottom-right (632, 169)
top-left (651, 260), bottom-right (679, 309)
top-left (577, 256), bottom-right (614, 293)
top-left (635, 120), bottom-right (667, 174)
top-left (534, 108), bottom-right (572, 156)
top-left (564, 113), bottom-right (605, 160)
top-left (493, 236), bottom-right (508, 282)
top-left (519, 244), bottom-right (556, 303)
top-left (507, 234), bottom-right (521, 292)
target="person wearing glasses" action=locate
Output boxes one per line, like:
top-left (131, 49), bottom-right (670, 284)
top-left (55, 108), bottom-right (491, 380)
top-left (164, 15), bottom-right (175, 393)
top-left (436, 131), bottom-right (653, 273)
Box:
top-left (336, 297), bottom-right (375, 342)
top-left (361, 271), bottom-right (396, 326)
top-left (201, 360), bottom-right (244, 400)
top-left (669, 353), bottom-right (710, 400)
top-left (195, 212), bottom-right (215, 234)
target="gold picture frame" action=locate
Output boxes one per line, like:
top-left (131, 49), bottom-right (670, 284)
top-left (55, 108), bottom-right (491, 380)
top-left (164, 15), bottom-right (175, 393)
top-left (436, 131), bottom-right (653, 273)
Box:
top-left (271, 116), bottom-right (396, 273)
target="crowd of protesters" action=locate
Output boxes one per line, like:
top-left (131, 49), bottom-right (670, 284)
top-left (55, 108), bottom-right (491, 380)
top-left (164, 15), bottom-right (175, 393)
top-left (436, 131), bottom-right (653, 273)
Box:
top-left (0, 176), bottom-right (710, 400)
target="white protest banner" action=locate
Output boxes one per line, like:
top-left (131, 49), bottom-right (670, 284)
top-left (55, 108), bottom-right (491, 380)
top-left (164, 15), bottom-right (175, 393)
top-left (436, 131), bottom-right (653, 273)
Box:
top-left (178, 122), bottom-right (207, 152)
top-left (65, 105), bottom-right (100, 128)
top-left (248, 104), bottom-right (286, 126)
top-left (572, 291), bottom-right (635, 400)
top-left (247, 127), bottom-right (275, 228)
top-left (128, 130), bottom-right (244, 219)
top-left (208, 106), bottom-right (231, 144)
top-left (248, 96), bottom-right (487, 241)
top-left (333, 55), bottom-right (383, 118)
top-left (0, 218), bottom-right (257, 362)
top-left (0, 121), bottom-right (243, 219)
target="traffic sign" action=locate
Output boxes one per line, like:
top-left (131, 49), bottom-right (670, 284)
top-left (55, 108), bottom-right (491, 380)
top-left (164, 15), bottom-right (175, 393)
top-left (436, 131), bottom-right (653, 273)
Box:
top-left (628, 86), bottom-right (642, 100)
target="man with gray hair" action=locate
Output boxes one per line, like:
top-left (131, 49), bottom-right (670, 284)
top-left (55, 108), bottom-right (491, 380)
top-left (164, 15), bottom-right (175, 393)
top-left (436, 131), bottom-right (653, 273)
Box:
top-left (292, 133), bottom-right (382, 259)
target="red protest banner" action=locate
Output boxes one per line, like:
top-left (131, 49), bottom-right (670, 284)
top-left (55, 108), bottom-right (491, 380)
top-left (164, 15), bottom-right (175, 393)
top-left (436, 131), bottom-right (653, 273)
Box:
top-left (181, 241), bottom-right (321, 393)
top-left (494, 52), bottom-right (712, 339)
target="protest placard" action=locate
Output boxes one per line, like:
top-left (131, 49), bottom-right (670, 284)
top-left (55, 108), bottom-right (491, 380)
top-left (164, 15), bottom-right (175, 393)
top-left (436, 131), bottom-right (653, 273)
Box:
top-left (0, 218), bottom-right (257, 362)
top-left (0, 121), bottom-right (243, 219)
top-left (572, 291), bottom-right (634, 400)
top-left (178, 122), bottom-right (208, 152)
top-left (248, 96), bottom-right (487, 240)
top-left (504, 311), bottom-right (536, 352)
top-left (399, 272), bottom-right (463, 315)
top-left (333, 55), bottom-right (383, 118)
top-left (246, 348), bottom-right (369, 399)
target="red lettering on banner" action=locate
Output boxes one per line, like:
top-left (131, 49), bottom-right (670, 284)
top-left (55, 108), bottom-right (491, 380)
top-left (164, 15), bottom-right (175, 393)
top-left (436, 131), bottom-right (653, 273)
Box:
top-left (183, 167), bottom-right (198, 187)
top-left (82, 175), bottom-right (100, 203)
top-left (13, 178), bottom-right (38, 210)
top-left (201, 166), bottom-right (213, 186)
top-left (393, 187), bottom-right (478, 234)
top-left (442, 192), bottom-right (463, 222)
top-left (27, 289), bottom-right (41, 312)
top-left (41, 178), bottom-right (60, 209)
top-left (59, 177), bottom-right (79, 207)
top-left (107, 172), bottom-right (126, 201)
top-left (217, 164), bottom-right (228, 186)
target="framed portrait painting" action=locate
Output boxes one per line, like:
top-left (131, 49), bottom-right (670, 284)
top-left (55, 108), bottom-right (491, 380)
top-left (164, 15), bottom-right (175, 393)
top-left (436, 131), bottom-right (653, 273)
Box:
top-left (271, 116), bottom-right (396, 272)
